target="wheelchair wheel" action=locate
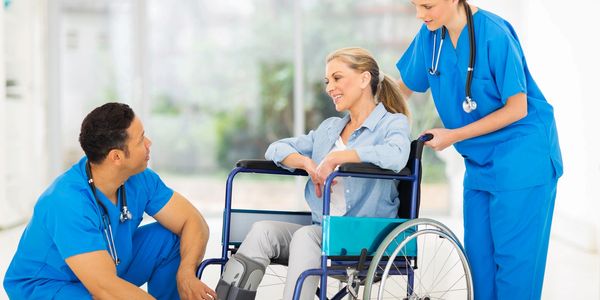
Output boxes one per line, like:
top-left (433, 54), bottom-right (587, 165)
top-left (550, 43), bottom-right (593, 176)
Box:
top-left (363, 218), bottom-right (473, 300)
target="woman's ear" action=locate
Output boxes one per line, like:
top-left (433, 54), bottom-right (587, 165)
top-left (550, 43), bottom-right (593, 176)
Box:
top-left (360, 71), bottom-right (371, 89)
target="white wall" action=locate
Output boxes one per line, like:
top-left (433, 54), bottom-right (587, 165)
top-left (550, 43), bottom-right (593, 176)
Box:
top-left (524, 0), bottom-right (600, 252)
top-left (0, 1), bottom-right (7, 227)
top-left (472, 0), bottom-right (600, 251)
top-left (0, 0), bottom-right (48, 228)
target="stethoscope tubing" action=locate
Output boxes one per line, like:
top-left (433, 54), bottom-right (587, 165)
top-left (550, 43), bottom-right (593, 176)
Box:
top-left (429, 2), bottom-right (477, 113)
top-left (464, 2), bottom-right (476, 104)
top-left (85, 161), bottom-right (131, 266)
top-left (102, 215), bottom-right (120, 265)
top-left (429, 29), bottom-right (445, 76)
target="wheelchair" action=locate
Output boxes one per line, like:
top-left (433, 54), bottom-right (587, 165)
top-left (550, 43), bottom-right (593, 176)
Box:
top-left (197, 134), bottom-right (473, 299)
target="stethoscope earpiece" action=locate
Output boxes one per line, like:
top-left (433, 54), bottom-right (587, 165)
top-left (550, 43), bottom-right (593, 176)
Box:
top-left (428, 68), bottom-right (440, 76)
top-left (428, 27), bottom-right (445, 77)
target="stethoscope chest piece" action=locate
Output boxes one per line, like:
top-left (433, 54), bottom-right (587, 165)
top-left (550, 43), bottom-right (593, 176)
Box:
top-left (463, 97), bottom-right (477, 113)
top-left (120, 206), bottom-right (132, 223)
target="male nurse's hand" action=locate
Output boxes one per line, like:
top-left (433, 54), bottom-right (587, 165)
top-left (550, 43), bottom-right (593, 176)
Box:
top-left (176, 269), bottom-right (217, 300)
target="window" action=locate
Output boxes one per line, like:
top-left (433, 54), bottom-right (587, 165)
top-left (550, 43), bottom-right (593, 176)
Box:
top-left (55, 0), bottom-right (449, 214)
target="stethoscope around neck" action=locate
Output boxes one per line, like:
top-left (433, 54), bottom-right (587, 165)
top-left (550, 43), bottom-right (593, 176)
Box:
top-left (428, 2), bottom-right (477, 113)
top-left (85, 161), bottom-right (133, 266)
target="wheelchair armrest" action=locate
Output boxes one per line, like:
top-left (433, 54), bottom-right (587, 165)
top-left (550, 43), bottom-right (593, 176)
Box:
top-left (338, 162), bottom-right (412, 176)
top-left (235, 159), bottom-right (308, 176)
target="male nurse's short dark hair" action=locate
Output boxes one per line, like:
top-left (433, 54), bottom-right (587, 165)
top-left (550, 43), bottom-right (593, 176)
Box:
top-left (79, 102), bottom-right (135, 164)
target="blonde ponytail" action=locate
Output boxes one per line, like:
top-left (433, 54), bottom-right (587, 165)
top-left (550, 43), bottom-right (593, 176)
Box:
top-left (327, 47), bottom-right (411, 118)
top-left (376, 74), bottom-right (410, 118)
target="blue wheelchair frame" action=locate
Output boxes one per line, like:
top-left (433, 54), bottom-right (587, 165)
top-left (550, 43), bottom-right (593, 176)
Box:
top-left (197, 134), bottom-right (432, 299)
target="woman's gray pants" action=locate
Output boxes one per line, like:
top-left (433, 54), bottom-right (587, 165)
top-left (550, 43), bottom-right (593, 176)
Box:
top-left (236, 220), bottom-right (322, 300)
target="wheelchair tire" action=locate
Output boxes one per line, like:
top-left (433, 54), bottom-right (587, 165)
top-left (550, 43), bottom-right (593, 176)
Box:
top-left (363, 218), bottom-right (473, 300)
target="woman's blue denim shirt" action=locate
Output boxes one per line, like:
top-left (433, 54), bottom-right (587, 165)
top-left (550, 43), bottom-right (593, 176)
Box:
top-left (265, 103), bottom-right (411, 224)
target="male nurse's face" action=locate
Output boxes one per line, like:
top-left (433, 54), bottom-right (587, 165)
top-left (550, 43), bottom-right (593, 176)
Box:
top-left (124, 116), bottom-right (152, 174)
top-left (411, 0), bottom-right (456, 31)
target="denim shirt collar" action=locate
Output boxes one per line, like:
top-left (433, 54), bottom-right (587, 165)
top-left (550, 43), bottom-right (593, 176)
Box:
top-left (362, 102), bottom-right (388, 131)
top-left (327, 103), bottom-right (388, 142)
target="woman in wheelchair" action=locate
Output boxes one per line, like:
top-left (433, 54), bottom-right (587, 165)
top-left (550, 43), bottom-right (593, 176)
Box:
top-left (215, 47), bottom-right (412, 300)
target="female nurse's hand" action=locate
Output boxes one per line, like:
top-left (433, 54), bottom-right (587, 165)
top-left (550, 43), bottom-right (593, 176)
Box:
top-left (303, 157), bottom-right (324, 198)
top-left (422, 128), bottom-right (458, 151)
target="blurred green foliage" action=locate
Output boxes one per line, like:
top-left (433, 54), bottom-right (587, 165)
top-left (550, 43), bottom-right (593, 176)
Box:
top-left (144, 0), bottom-right (447, 183)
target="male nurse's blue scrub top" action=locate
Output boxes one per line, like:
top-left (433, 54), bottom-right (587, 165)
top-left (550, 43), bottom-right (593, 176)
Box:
top-left (3, 157), bottom-right (174, 299)
top-left (397, 9), bottom-right (563, 191)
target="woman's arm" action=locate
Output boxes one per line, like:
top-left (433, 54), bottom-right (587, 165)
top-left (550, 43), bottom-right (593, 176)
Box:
top-left (281, 153), bottom-right (325, 198)
top-left (315, 150), bottom-right (360, 184)
top-left (317, 115), bottom-right (411, 180)
top-left (424, 93), bottom-right (527, 151)
top-left (265, 127), bottom-right (319, 171)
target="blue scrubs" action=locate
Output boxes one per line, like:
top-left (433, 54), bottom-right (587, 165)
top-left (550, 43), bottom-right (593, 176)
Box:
top-left (397, 9), bottom-right (562, 299)
top-left (3, 157), bottom-right (180, 300)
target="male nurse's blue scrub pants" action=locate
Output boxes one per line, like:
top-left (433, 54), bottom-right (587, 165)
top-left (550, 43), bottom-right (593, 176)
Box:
top-left (464, 179), bottom-right (557, 300)
top-left (54, 223), bottom-right (181, 299)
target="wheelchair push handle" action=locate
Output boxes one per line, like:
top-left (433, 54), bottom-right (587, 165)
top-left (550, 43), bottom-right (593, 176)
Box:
top-left (412, 133), bottom-right (434, 161)
top-left (419, 133), bottom-right (434, 142)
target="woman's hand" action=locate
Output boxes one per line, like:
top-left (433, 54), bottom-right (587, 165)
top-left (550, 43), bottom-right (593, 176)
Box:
top-left (422, 128), bottom-right (459, 151)
top-left (303, 157), bottom-right (325, 198)
top-left (316, 155), bottom-right (337, 186)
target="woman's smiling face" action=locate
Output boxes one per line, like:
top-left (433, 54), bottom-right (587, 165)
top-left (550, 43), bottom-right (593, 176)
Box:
top-left (324, 58), bottom-right (368, 112)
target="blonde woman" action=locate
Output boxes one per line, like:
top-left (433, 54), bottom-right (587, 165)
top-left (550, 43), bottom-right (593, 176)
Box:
top-left (216, 47), bottom-right (411, 300)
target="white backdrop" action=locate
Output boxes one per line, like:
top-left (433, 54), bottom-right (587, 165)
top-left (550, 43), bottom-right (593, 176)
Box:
top-left (468, 0), bottom-right (600, 252)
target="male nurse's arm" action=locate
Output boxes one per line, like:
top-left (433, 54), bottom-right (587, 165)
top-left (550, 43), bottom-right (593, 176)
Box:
top-left (154, 191), bottom-right (217, 300)
top-left (65, 251), bottom-right (155, 299)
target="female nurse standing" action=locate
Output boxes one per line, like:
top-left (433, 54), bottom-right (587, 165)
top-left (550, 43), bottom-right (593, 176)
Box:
top-left (396, 0), bottom-right (562, 299)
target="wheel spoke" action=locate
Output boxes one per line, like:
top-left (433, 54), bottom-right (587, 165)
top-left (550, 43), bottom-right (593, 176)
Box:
top-left (363, 219), bottom-right (473, 300)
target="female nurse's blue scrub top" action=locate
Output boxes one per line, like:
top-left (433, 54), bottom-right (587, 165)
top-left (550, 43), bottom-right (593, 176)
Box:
top-left (397, 9), bottom-right (562, 191)
top-left (3, 157), bottom-right (174, 299)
